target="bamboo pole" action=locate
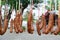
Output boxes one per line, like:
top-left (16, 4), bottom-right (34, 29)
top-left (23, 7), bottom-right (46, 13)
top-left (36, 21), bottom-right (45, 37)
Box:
top-left (0, 0), bottom-right (1, 6)
top-left (55, 0), bottom-right (57, 11)
top-left (16, 1), bottom-right (17, 11)
top-left (19, 0), bottom-right (20, 11)
top-left (30, 0), bottom-right (33, 11)
top-left (38, 7), bottom-right (40, 18)
top-left (58, 1), bottom-right (60, 16)
top-left (50, 0), bottom-right (52, 11)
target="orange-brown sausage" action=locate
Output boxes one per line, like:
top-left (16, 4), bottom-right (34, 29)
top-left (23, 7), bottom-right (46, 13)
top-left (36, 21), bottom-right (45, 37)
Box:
top-left (2, 17), bottom-right (8, 34)
top-left (36, 19), bottom-right (41, 35)
top-left (14, 18), bottom-right (19, 33)
top-left (0, 8), bottom-right (8, 35)
top-left (27, 12), bottom-right (34, 34)
top-left (0, 16), bottom-right (8, 35)
top-left (45, 13), bottom-right (54, 34)
top-left (42, 15), bottom-right (46, 34)
top-left (19, 13), bottom-right (23, 33)
top-left (10, 19), bottom-right (13, 33)
top-left (0, 6), bottom-right (8, 35)
top-left (0, 14), bottom-right (2, 35)
top-left (53, 16), bottom-right (60, 35)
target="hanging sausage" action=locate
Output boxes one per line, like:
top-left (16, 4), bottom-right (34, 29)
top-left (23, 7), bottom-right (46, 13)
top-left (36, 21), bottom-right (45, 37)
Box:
top-left (0, 6), bottom-right (8, 35)
top-left (19, 12), bottom-right (23, 33)
top-left (53, 6), bottom-right (60, 35)
top-left (27, 11), bottom-right (34, 34)
top-left (42, 15), bottom-right (46, 34)
top-left (45, 13), bottom-right (54, 34)
top-left (10, 19), bottom-right (13, 33)
top-left (18, 3), bottom-right (23, 33)
top-left (14, 15), bottom-right (19, 33)
top-left (36, 18), bottom-right (41, 35)
top-left (52, 15), bottom-right (59, 35)
top-left (15, 11), bottom-right (23, 33)
top-left (27, 0), bottom-right (34, 34)
top-left (36, 18), bottom-right (40, 35)
top-left (10, 6), bottom-right (14, 33)
top-left (0, 6), bottom-right (2, 34)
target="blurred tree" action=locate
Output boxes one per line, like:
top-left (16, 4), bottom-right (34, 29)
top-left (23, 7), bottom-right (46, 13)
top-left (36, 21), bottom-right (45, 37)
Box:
top-left (39, 0), bottom-right (43, 3)
top-left (1, 0), bottom-right (40, 12)
top-left (21, 0), bottom-right (29, 13)
top-left (1, 0), bottom-right (5, 5)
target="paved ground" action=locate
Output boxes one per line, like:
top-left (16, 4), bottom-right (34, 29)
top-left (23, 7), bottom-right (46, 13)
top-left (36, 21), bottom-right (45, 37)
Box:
top-left (0, 29), bottom-right (60, 40)
top-left (0, 21), bottom-right (60, 40)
